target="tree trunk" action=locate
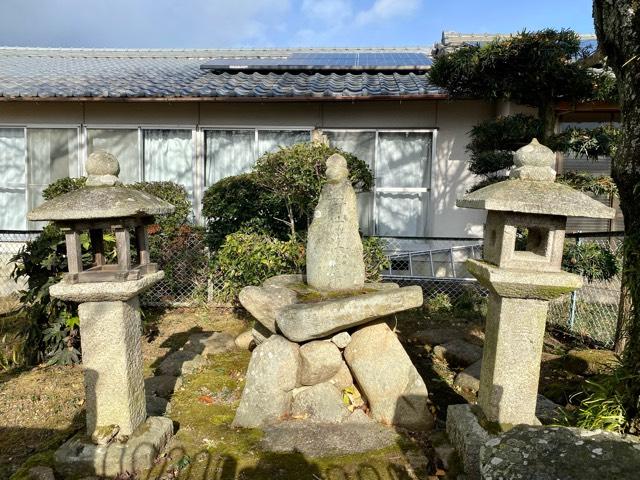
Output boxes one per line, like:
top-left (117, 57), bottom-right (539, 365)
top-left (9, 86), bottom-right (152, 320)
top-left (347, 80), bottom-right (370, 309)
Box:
top-left (594, 0), bottom-right (640, 419)
top-left (538, 102), bottom-right (557, 142)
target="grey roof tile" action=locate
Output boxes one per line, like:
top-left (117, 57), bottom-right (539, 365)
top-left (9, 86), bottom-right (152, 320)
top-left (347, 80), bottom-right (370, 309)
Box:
top-left (0, 47), bottom-right (445, 100)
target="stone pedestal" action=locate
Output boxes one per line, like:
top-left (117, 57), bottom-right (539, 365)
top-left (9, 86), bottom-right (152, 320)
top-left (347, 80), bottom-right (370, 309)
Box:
top-left (478, 294), bottom-right (548, 425)
top-left (49, 272), bottom-right (172, 476)
top-left (80, 298), bottom-right (146, 438)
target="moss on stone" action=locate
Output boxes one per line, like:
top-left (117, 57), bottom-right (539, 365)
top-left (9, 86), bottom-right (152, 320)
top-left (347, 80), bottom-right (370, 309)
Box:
top-left (141, 349), bottom-right (429, 479)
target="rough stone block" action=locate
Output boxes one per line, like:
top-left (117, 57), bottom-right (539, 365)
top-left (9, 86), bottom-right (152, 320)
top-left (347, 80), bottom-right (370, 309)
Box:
top-left (157, 350), bottom-right (207, 377)
top-left (434, 339), bottom-right (483, 367)
top-left (239, 285), bottom-right (298, 333)
top-left (446, 404), bottom-right (496, 480)
top-left (54, 416), bottom-right (173, 478)
top-left (299, 340), bottom-right (343, 385)
top-left (454, 359), bottom-right (482, 393)
top-left (79, 298), bottom-right (146, 438)
top-left (232, 335), bottom-right (300, 428)
top-left (144, 375), bottom-right (179, 399)
top-left (345, 322), bottom-right (433, 430)
top-left (480, 425), bottom-right (640, 480)
top-left (277, 286), bottom-right (423, 342)
top-left (331, 331), bottom-right (351, 349)
top-left (328, 362), bottom-right (353, 390)
top-left (291, 382), bottom-right (350, 423)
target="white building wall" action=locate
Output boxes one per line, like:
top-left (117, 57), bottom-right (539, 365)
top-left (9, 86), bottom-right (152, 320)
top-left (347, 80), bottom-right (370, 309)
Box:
top-left (0, 99), bottom-right (492, 240)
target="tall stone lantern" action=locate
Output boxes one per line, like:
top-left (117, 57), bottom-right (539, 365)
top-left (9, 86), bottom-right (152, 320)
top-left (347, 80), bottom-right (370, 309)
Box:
top-left (27, 151), bottom-right (174, 476)
top-left (457, 139), bottom-right (615, 427)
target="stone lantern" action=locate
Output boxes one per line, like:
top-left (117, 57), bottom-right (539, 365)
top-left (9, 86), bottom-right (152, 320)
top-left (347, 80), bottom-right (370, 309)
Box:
top-left (27, 151), bottom-right (175, 477)
top-left (456, 139), bottom-right (615, 427)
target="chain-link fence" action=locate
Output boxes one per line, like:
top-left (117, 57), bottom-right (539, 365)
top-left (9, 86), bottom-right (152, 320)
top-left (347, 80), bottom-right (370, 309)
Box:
top-left (0, 229), bottom-right (625, 347)
top-left (547, 233), bottom-right (624, 348)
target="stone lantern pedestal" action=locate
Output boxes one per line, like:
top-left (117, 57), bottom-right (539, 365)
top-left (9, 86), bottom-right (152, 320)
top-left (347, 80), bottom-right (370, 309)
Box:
top-left (27, 151), bottom-right (175, 477)
top-left (445, 139), bottom-right (616, 478)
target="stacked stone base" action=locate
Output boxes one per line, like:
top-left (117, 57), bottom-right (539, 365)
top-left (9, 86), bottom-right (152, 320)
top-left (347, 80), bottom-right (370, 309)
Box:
top-left (55, 416), bottom-right (173, 478)
top-left (233, 275), bottom-right (433, 435)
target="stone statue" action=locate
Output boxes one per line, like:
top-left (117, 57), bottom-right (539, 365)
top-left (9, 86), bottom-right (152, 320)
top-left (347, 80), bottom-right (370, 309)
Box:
top-left (306, 154), bottom-right (366, 291)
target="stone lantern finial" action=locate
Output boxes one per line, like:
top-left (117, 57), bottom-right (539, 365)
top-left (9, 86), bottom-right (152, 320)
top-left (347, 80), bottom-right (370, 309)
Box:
top-left (510, 138), bottom-right (556, 181)
top-left (85, 150), bottom-right (121, 187)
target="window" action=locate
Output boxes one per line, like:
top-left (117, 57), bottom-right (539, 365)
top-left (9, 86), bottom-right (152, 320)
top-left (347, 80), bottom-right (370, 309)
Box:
top-left (257, 130), bottom-right (311, 156)
top-left (87, 129), bottom-right (139, 183)
top-left (143, 129), bottom-right (194, 194)
top-left (0, 128), bottom-right (27, 230)
top-left (205, 130), bottom-right (255, 186)
top-left (325, 130), bottom-right (433, 238)
top-left (204, 129), bottom-right (311, 186)
top-left (375, 132), bottom-right (431, 237)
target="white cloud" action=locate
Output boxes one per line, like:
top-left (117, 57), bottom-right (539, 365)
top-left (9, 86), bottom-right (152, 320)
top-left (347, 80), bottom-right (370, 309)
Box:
top-left (355, 0), bottom-right (421, 26)
top-left (0, 0), bottom-right (292, 48)
top-left (301, 0), bottom-right (353, 24)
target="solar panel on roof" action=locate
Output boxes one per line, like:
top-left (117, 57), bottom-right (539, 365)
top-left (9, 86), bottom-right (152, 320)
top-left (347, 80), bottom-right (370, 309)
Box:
top-left (200, 52), bottom-right (432, 72)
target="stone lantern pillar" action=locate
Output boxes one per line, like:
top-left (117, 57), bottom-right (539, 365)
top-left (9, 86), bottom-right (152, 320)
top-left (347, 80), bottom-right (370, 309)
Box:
top-left (27, 151), bottom-right (175, 477)
top-left (456, 139), bottom-right (615, 427)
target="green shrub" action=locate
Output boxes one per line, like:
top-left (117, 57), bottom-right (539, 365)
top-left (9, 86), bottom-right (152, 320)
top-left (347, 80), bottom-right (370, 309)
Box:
top-left (42, 176), bottom-right (86, 200)
top-left (128, 181), bottom-right (192, 233)
top-left (211, 230), bottom-right (306, 303)
top-left (201, 173), bottom-right (292, 251)
top-left (211, 231), bottom-right (390, 303)
top-left (425, 293), bottom-right (453, 314)
top-left (10, 224), bottom-right (81, 365)
top-left (453, 289), bottom-right (488, 321)
top-left (562, 241), bottom-right (621, 282)
top-left (252, 142), bottom-right (373, 235)
top-left (362, 237), bottom-right (391, 282)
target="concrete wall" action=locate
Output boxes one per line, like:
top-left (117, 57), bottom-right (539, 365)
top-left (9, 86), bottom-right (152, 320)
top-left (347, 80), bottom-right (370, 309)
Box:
top-left (0, 99), bottom-right (491, 240)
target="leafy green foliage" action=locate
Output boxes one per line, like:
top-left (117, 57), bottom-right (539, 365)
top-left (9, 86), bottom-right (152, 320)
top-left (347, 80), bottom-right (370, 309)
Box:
top-left (466, 114), bottom-right (544, 176)
top-left (362, 237), bottom-right (391, 282)
top-left (211, 230), bottom-right (306, 303)
top-left (42, 176), bottom-right (86, 200)
top-left (201, 173), bottom-right (292, 251)
top-left (128, 181), bottom-right (192, 234)
top-left (562, 241), bottom-right (621, 282)
top-left (564, 361), bottom-right (639, 433)
top-left (425, 292), bottom-right (453, 314)
top-left (557, 171), bottom-right (618, 197)
top-left (430, 29), bottom-right (595, 111)
top-left (253, 142), bottom-right (373, 234)
top-left (548, 125), bottom-right (621, 160)
top-left (10, 224), bottom-right (81, 365)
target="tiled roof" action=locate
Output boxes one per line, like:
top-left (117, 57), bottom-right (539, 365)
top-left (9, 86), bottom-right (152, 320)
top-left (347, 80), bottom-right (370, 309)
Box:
top-left (0, 47), bottom-right (445, 100)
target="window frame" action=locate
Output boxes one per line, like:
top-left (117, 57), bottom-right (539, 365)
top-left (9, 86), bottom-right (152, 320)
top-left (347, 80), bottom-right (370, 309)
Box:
top-left (322, 128), bottom-right (438, 238)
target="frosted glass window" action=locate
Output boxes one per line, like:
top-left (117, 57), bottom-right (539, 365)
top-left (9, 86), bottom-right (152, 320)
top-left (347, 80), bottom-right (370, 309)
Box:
top-left (143, 130), bottom-right (194, 194)
top-left (257, 130), bottom-right (310, 156)
top-left (87, 129), bottom-right (139, 183)
top-left (377, 132), bottom-right (431, 188)
top-left (28, 128), bottom-right (79, 210)
top-left (325, 130), bottom-right (376, 235)
top-left (0, 128), bottom-right (27, 230)
top-left (375, 132), bottom-right (432, 237)
top-left (205, 130), bottom-right (255, 185)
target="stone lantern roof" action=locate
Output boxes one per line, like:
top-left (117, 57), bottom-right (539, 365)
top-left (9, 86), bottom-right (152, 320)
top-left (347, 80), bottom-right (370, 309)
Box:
top-left (457, 139), bottom-right (616, 219)
top-left (27, 151), bottom-right (174, 222)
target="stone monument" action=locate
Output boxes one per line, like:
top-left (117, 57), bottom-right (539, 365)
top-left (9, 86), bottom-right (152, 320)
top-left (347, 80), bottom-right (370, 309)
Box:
top-left (447, 139), bottom-right (616, 477)
top-left (234, 154), bottom-right (433, 450)
top-left (27, 151), bottom-right (175, 477)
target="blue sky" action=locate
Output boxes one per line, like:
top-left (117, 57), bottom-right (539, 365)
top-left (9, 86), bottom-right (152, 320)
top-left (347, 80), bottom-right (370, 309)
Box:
top-left (0, 0), bottom-right (596, 49)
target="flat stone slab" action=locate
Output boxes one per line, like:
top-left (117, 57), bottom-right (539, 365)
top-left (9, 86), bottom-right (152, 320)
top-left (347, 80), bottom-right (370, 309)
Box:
top-left (239, 285), bottom-right (298, 333)
top-left (276, 286), bottom-right (423, 342)
top-left (50, 271), bottom-right (164, 302)
top-left (54, 416), bottom-right (173, 478)
top-left (466, 259), bottom-right (582, 301)
top-left (454, 359), bottom-right (482, 392)
top-left (261, 421), bottom-right (399, 457)
top-left (434, 339), bottom-right (483, 367)
top-left (480, 425), bottom-right (640, 480)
